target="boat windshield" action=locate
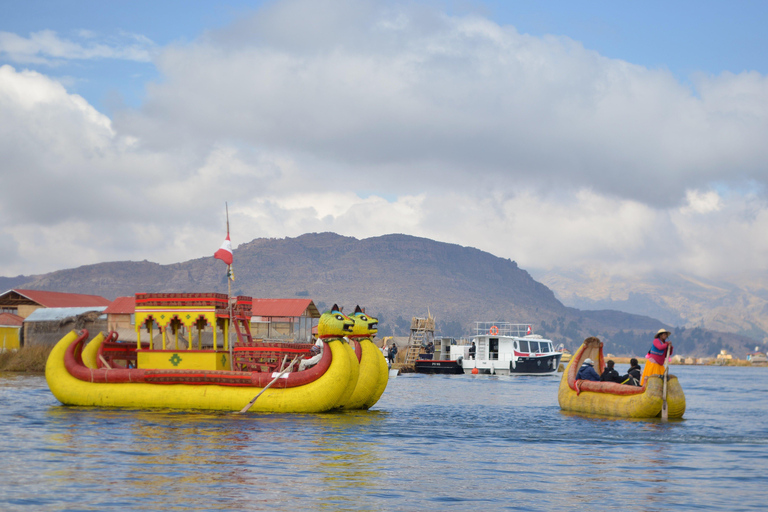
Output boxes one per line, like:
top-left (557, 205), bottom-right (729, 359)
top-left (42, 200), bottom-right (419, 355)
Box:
top-left (520, 340), bottom-right (553, 353)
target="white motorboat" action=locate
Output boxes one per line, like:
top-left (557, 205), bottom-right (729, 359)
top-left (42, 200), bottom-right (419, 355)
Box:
top-left (454, 322), bottom-right (562, 376)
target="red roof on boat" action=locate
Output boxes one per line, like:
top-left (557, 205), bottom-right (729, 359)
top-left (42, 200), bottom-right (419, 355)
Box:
top-left (3, 289), bottom-right (111, 308)
top-left (103, 296), bottom-right (135, 315)
top-left (0, 312), bottom-right (23, 327)
top-left (251, 299), bottom-right (320, 318)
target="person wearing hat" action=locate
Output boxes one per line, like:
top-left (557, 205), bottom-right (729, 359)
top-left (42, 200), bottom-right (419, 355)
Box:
top-left (641, 328), bottom-right (674, 386)
top-left (576, 357), bottom-right (600, 381)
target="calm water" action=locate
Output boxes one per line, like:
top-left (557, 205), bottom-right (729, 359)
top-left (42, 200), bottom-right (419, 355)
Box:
top-left (1, 366), bottom-right (767, 511)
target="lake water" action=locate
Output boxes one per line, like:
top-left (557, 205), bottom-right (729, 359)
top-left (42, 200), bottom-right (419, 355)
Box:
top-left (1, 365), bottom-right (766, 511)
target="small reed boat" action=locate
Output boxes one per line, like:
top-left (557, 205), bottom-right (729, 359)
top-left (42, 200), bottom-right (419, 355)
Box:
top-left (558, 337), bottom-right (685, 419)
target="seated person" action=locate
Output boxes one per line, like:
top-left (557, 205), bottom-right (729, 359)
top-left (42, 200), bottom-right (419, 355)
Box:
top-left (298, 340), bottom-right (323, 371)
top-left (600, 359), bottom-right (623, 383)
top-left (576, 358), bottom-right (600, 381)
top-left (620, 358), bottom-right (642, 386)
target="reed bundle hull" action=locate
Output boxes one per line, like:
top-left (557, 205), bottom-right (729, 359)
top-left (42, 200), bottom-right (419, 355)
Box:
top-left (46, 331), bottom-right (358, 414)
top-left (558, 337), bottom-right (686, 419)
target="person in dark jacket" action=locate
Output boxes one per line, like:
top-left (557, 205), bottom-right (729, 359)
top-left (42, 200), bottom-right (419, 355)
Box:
top-left (388, 343), bottom-right (398, 365)
top-left (600, 360), bottom-right (623, 383)
top-left (468, 342), bottom-right (476, 359)
top-left (576, 358), bottom-right (600, 381)
top-left (620, 358), bottom-right (642, 386)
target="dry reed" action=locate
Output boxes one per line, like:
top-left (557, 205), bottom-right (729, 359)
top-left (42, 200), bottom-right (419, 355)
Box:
top-left (0, 345), bottom-right (53, 372)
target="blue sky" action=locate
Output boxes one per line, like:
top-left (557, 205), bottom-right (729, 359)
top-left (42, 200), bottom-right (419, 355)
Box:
top-left (0, 0), bottom-right (767, 280)
top-left (3, 0), bottom-right (766, 113)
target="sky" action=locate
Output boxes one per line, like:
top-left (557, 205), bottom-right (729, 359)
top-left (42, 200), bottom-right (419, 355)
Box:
top-left (1, 0), bottom-right (767, 280)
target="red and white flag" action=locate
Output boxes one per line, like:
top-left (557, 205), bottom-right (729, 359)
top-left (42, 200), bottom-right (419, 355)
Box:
top-left (526, 325), bottom-right (532, 335)
top-left (214, 234), bottom-right (233, 265)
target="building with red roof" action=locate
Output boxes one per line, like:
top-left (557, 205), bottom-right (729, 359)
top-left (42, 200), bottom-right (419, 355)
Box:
top-left (103, 296), bottom-right (136, 334)
top-left (250, 299), bottom-right (320, 342)
top-left (0, 289), bottom-right (111, 348)
top-left (0, 289), bottom-right (111, 319)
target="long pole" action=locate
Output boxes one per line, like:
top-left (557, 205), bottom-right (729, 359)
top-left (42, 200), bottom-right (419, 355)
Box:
top-left (239, 355), bottom-right (301, 413)
top-left (226, 202), bottom-right (234, 371)
top-left (661, 346), bottom-right (670, 421)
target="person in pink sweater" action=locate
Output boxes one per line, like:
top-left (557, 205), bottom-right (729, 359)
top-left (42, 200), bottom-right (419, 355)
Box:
top-left (641, 328), bottom-right (673, 386)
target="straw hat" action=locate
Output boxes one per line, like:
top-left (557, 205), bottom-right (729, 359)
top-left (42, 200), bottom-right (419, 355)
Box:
top-left (656, 328), bottom-right (671, 336)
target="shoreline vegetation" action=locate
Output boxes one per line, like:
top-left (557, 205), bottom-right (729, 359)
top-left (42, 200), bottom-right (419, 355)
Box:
top-left (0, 346), bottom-right (52, 373)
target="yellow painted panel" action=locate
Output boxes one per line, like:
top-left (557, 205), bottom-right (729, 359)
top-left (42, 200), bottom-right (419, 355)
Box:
top-left (135, 310), bottom-right (217, 329)
top-left (0, 326), bottom-right (21, 350)
top-left (137, 350), bottom-right (230, 371)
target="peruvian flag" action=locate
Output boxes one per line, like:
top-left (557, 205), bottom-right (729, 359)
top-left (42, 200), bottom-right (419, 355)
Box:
top-left (526, 325), bottom-right (532, 335)
top-left (214, 234), bottom-right (233, 265)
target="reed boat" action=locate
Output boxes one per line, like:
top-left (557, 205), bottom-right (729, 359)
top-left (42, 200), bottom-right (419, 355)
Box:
top-left (45, 295), bottom-right (387, 413)
top-left (558, 336), bottom-right (685, 419)
top-left (341, 306), bottom-right (388, 409)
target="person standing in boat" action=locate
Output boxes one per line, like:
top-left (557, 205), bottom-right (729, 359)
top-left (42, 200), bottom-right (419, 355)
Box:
top-left (469, 342), bottom-right (476, 360)
top-left (641, 328), bottom-right (673, 386)
top-left (576, 358), bottom-right (600, 381)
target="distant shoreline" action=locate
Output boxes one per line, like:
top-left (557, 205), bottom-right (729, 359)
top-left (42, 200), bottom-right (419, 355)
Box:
top-left (609, 356), bottom-right (760, 367)
top-left (1, 346), bottom-right (764, 373)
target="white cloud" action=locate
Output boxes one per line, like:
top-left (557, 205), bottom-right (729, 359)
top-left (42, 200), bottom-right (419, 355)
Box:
top-left (681, 189), bottom-right (723, 214)
top-left (1, 0), bottom-right (768, 282)
top-left (0, 29), bottom-right (156, 65)
top-left (117, 1), bottom-right (768, 208)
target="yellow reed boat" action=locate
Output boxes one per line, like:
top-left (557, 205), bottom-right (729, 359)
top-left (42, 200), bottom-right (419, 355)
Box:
top-left (45, 295), bottom-right (386, 413)
top-left (558, 337), bottom-right (685, 419)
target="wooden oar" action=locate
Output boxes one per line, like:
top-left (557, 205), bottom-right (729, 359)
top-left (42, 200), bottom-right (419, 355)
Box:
top-left (661, 346), bottom-right (671, 421)
top-left (238, 355), bottom-right (301, 414)
top-left (98, 355), bottom-right (112, 369)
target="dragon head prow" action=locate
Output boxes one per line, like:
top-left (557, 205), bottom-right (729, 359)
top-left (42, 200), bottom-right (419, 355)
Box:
top-left (349, 305), bottom-right (379, 338)
top-left (318, 304), bottom-right (355, 338)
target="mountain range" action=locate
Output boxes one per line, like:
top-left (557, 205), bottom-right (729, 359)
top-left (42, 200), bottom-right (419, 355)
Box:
top-left (2, 232), bottom-right (761, 358)
top-left (531, 267), bottom-right (768, 346)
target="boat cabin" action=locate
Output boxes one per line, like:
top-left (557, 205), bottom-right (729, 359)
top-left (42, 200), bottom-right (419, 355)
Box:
top-left (81, 293), bottom-right (318, 374)
top-left (460, 322), bottom-right (561, 375)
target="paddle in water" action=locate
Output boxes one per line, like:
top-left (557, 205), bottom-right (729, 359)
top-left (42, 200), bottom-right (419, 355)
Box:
top-left (239, 355), bottom-right (301, 414)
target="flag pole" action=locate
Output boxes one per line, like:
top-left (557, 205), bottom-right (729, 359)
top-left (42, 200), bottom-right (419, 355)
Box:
top-left (226, 202), bottom-right (234, 371)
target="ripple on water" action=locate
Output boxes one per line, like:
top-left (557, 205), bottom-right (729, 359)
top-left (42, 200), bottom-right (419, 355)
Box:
top-left (0, 367), bottom-right (766, 511)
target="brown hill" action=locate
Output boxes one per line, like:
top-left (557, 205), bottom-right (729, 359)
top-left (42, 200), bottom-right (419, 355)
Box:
top-left (6, 232), bottom-right (758, 357)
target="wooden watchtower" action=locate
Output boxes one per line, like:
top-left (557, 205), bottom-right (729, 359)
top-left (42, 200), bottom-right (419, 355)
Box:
top-left (401, 313), bottom-right (436, 370)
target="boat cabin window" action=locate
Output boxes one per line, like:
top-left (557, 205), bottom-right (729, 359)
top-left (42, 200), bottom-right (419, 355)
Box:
top-left (542, 342), bottom-right (552, 352)
top-left (518, 339), bottom-right (529, 353)
top-left (489, 338), bottom-right (499, 360)
top-left (529, 341), bottom-right (540, 353)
